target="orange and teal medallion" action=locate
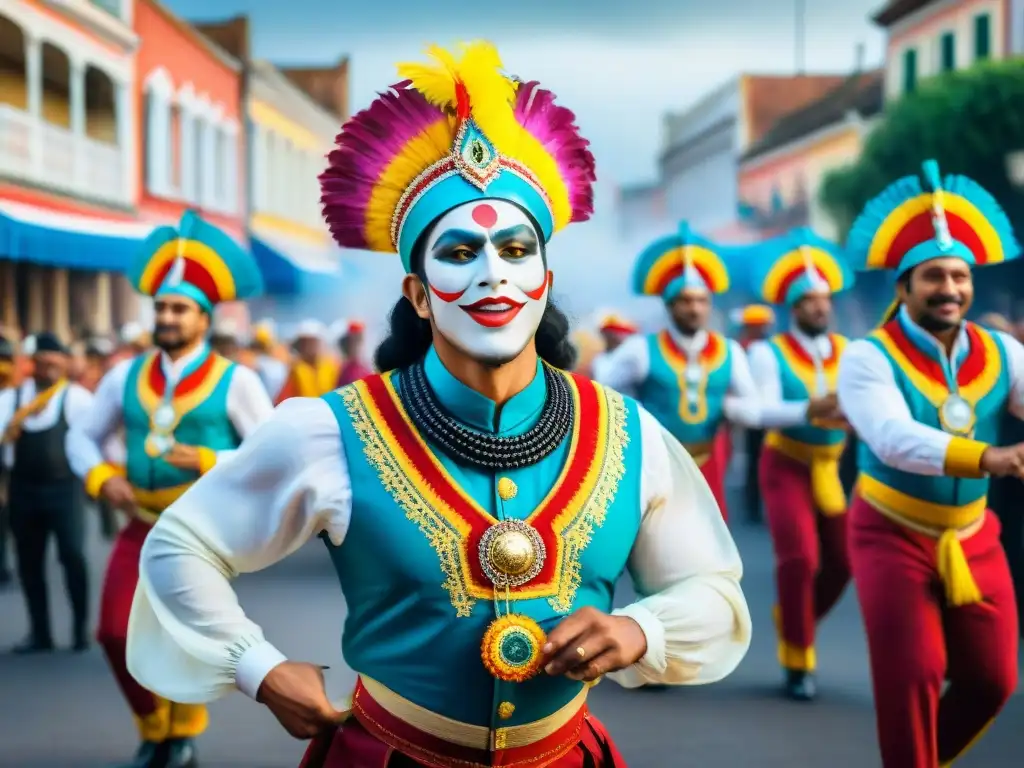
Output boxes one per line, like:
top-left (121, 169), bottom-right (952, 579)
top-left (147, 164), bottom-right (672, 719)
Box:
top-left (479, 518), bottom-right (548, 682)
top-left (481, 614), bottom-right (547, 683)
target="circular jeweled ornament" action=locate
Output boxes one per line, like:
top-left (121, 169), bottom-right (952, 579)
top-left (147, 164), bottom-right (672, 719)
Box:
top-left (144, 432), bottom-right (175, 458)
top-left (481, 614), bottom-right (546, 683)
top-left (152, 403), bottom-right (177, 431)
top-left (479, 519), bottom-right (546, 588)
top-left (939, 394), bottom-right (975, 436)
top-left (684, 365), bottom-right (703, 385)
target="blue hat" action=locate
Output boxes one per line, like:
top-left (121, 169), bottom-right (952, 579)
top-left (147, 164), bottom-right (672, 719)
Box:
top-left (747, 226), bottom-right (855, 306)
top-left (129, 211), bottom-right (263, 312)
top-left (632, 222), bottom-right (730, 300)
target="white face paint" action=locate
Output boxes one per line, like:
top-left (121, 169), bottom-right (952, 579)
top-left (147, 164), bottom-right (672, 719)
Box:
top-left (423, 199), bottom-right (549, 365)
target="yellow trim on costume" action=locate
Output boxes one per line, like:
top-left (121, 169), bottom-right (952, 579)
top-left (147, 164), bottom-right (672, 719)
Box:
top-left (657, 331), bottom-right (730, 425)
top-left (866, 193), bottom-right (1006, 269)
top-left (943, 437), bottom-right (989, 478)
top-left (197, 447), bottom-right (217, 475)
top-left (137, 239), bottom-right (238, 300)
top-left (85, 462), bottom-right (125, 499)
top-left (357, 675), bottom-right (589, 752)
top-left (249, 99), bottom-right (325, 152)
top-left (765, 431), bottom-right (847, 516)
top-left (773, 605), bottom-right (816, 672)
top-left (130, 483), bottom-right (192, 513)
top-left (871, 327), bottom-right (1002, 407)
top-left (366, 117), bottom-right (456, 252)
top-left (341, 374), bottom-right (628, 616)
top-left (772, 333), bottom-right (847, 394)
top-left (857, 474), bottom-right (986, 531)
top-left (290, 358), bottom-right (340, 397)
top-left (643, 245), bottom-right (730, 295)
top-left (134, 698), bottom-right (172, 742)
top-left (168, 702), bottom-right (209, 739)
top-left (761, 247), bottom-right (845, 304)
top-left (135, 353), bottom-right (234, 425)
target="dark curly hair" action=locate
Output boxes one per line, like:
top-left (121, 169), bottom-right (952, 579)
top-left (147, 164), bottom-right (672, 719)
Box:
top-left (374, 215), bottom-right (576, 372)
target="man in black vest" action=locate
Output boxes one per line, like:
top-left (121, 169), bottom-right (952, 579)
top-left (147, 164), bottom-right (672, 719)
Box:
top-left (0, 332), bottom-right (94, 653)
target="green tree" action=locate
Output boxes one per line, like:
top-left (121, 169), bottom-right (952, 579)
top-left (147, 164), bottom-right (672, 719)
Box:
top-left (820, 59), bottom-right (1024, 240)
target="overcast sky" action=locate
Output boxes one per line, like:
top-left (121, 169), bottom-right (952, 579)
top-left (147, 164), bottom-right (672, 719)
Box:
top-left (165, 0), bottom-right (889, 322)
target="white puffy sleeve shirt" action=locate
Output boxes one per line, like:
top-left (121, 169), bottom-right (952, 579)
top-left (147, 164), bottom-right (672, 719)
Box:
top-left (127, 397), bottom-right (751, 704)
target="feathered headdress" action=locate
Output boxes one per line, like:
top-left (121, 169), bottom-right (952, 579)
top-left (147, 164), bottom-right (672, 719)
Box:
top-left (632, 222), bottom-right (730, 300)
top-left (320, 42), bottom-right (596, 271)
top-left (130, 211), bottom-right (262, 311)
top-left (747, 226), bottom-right (854, 306)
top-left (847, 159), bottom-right (1020, 275)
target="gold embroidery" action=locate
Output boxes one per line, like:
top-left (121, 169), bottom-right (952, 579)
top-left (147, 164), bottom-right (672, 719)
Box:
top-left (341, 378), bottom-right (629, 617)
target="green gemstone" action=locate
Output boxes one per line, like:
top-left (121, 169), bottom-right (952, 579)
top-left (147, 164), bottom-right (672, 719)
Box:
top-left (499, 629), bottom-right (534, 667)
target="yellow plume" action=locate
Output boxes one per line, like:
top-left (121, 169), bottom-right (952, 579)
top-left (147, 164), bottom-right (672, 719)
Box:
top-left (396, 41), bottom-right (516, 115)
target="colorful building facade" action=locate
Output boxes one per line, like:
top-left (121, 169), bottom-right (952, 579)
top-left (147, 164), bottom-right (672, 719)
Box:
top-left (876, 0), bottom-right (1010, 101)
top-left (134, 0), bottom-right (246, 327)
top-left (0, 0), bottom-right (145, 340)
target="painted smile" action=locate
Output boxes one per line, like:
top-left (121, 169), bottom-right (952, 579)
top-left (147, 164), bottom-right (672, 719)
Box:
top-left (459, 296), bottom-right (526, 327)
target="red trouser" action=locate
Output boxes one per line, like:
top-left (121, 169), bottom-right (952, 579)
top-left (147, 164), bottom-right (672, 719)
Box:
top-left (760, 446), bottom-right (850, 670)
top-left (697, 443), bottom-right (728, 524)
top-left (849, 496), bottom-right (1019, 768)
top-left (96, 518), bottom-right (209, 742)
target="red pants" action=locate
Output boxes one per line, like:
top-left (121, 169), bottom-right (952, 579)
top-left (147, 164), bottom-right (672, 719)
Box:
top-left (849, 497), bottom-right (1019, 768)
top-left (300, 713), bottom-right (626, 768)
top-left (698, 448), bottom-right (728, 524)
top-left (760, 447), bottom-right (850, 670)
top-left (97, 518), bottom-right (208, 741)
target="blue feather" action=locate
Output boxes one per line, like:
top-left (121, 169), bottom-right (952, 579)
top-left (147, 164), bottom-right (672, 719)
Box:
top-left (922, 159), bottom-right (942, 192)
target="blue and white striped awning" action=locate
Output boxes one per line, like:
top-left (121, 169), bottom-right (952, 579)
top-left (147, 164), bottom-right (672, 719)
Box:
top-left (0, 200), bottom-right (155, 272)
top-left (250, 229), bottom-right (345, 296)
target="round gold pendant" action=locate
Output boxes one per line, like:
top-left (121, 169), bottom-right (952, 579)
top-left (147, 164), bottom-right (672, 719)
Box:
top-left (479, 519), bottom-right (546, 588)
top-left (939, 394), bottom-right (975, 436)
top-left (481, 614), bottom-right (546, 683)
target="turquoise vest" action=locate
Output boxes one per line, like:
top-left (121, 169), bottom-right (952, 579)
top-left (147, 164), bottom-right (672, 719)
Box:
top-left (768, 333), bottom-right (847, 447)
top-left (858, 315), bottom-right (1009, 508)
top-left (322, 347), bottom-right (643, 728)
top-left (637, 330), bottom-right (732, 447)
top-left (122, 349), bottom-right (240, 493)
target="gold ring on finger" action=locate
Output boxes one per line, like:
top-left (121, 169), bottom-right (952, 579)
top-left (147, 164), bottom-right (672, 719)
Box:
top-left (576, 646), bottom-right (586, 659)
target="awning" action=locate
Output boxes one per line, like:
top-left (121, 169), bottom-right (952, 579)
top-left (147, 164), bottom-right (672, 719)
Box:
top-left (0, 200), bottom-right (154, 272)
top-left (250, 231), bottom-right (344, 296)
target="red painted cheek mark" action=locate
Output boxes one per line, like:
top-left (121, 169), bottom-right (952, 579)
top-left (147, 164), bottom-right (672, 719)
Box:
top-left (430, 284), bottom-right (467, 303)
top-left (524, 270), bottom-right (550, 301)
top-left (471, 203), bottom-right (498, 229)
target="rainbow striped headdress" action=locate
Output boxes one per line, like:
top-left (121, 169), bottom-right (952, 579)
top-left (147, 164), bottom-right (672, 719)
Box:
top-left (632, 222), bottom-right (729, 300)
top-left (739, 304), bottom-right (775, 326)
top-left (320, 42), bottom-right (596, 272)
top-left (130, 211), bottom-right (263, 312)
top-left (847, 159), bottom-right (1020, 275)
top-left (598, 313), bottom-right (638, 335)
top-left (749, 227), bottom-right (854, 306)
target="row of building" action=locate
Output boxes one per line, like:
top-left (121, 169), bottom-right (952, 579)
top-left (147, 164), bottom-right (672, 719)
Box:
top-left (0, 0), bottom-right (350, 342)
top-left (619, 0), bottom-right (1021, 246)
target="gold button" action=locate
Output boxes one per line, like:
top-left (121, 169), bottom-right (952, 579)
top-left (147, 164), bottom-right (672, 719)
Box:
top-left (497, 701), bottom-right (515, 720)
top-left (497, 477), bottom-right (518, 501)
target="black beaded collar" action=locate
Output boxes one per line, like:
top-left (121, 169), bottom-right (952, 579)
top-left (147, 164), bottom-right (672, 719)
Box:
top-left (396, 361), bottom-right (574, 470)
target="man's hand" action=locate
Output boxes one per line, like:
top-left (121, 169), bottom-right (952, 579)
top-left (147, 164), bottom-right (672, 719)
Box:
top-left (257, 661), bottom-right (349, 739)
top-left (163, 444), bottom-right (202, 471)
top-left (806, 394), bottom-right (839, 421)
top-left (980, 444), bottom-right (1024, 480)
top-left (100, 475), bottom-right (138, 516)
top-left (542, 606), bottom-right (648, 682)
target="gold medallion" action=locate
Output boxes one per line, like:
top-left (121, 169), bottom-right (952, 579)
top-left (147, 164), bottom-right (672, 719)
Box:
top-left (478, 519), bottom-right (546, 588)
top-left (938, 394), bottom-right (975, 436)
top-left (481, 614), bottom-right (546, 683)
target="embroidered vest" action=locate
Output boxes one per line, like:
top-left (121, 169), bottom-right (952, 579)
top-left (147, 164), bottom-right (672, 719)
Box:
top-left (637, 330), bottom-right (732, 452)
top-left (767, 333), bottom-right (847, 448)
top-left (122, 351), bottom-right (239, 506)
top-left (858, 320), bottom-right (1009, 522)
top-left (322, 369), bottom-right (643, 729)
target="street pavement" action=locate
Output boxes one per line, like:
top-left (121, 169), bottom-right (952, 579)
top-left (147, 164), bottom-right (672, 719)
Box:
top-left (0, 500), bottom-right (1021, 768)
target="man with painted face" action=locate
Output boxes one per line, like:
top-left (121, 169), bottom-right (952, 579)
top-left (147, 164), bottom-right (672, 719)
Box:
top-left (122, 43), bottom-right (751, 768)
top-left (65, 211), bottom-right (273, 768)
top-left (745, 227), bottom-right (857, 702)
top-left (837, 161), bottom-right (1022, 768)
top-left (595, 224), bottom-right (763, 523)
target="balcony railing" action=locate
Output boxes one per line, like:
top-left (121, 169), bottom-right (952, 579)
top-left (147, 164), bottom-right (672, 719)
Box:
top-left (0, 104), bottom-right (130, 208)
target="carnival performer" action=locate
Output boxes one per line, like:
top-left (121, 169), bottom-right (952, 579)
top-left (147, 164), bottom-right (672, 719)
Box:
top-left (837, 160), bottom-right (1022, 768)
top-left (335, 319), bottom-right (372, 387)
top-left (594, 223), bottom-right (762, 521)
top-left (274, 320), bottom-right (339, 403)
top-left (745, 226), bottom-right (856, 701)
top-left (65, 211), bottom-right (274, 768)
top-left (249, 319), bottom-right (289, 401)
top-left (124, 42), bottom-right (751, 768)
top-left (733, 304), bottom-right (776, 523)
top-left (589, 313), bottom-right (638, 387)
